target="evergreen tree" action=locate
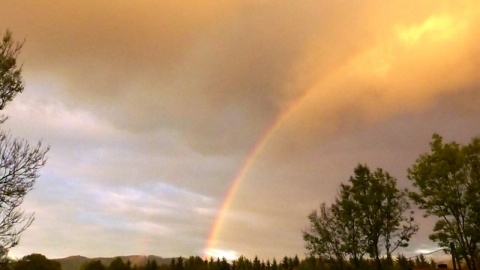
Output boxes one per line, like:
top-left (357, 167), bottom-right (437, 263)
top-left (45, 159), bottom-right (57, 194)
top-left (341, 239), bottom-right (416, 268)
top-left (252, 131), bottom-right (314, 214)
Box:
top-left (220, 258), bottom-right (230, 270)
top-left (236, 256), bottom-right (248, 270)
top-left (175, 257), bottom-right (184, 270)
top-left (414, 254), bottom-right (429, 268)
top-left (395, 254), bottom-right (410, 270)
top-left (281, 257), bottom-right (289, 270)
top-left (271, 259), bottom-right (278, 270)
top-left (292, 256), bottom-right (300, 269)
top-left (145, 260), bottom-right (158, 270)
top-left (253, 256), bottom-right (261, 270)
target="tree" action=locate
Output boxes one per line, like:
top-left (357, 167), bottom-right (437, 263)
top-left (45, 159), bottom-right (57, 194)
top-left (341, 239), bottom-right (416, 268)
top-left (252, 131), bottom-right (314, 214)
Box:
top-left (13, 253), bottom-right (61, 270)
top-left (253, 257), bottom-right (261, 270)
top-left (395, 254), bottom-right (410, 270)
top-left (175, 257), bottom-right (184, 270)
top-left (304, 164), bottom-right (417, 270)
top-left (236, 256), bottom-right (249, 270)
top-left (0, 30), bottom-right (23, 113)
top-left (344, 165), bottom-right (417, 270)
top-left (332, 183), bottom-right (368, 269)
top-left (303, 203), bottom-right (349, 269)
top-left (292, 256), bottom-right (300, 269)
top-left (220, 258), bottom-right (230, 270)
top-left (0, 30), bottom-right (48, 261)
top-left (271, 259), bottom-right (278, 270)
top-left (108, 258), bottom-right (129, 270)
top-left (408, 134), bottom-right (480, 270)
top-left (81, 260), bottom-right (106, 270)
top-left (280, 258), bottom-right (289, 270)
top-left (413, 254), bottom-right (429, 268)
top-left (184, 256), bottom-right (205, 270)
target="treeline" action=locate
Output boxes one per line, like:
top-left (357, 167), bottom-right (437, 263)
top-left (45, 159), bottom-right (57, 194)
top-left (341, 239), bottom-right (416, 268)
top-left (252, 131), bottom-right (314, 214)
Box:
top-left (80, 254), bottom-right (438, 270)
top-left (0, 253), bottom-right (440, 270)
top-left (303, 134), bottom-right (480, 270)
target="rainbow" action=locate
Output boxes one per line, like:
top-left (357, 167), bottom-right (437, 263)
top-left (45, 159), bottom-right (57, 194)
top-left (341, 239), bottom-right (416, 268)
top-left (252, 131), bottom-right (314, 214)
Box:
top-left (203, 88), bottom-right (315, 257)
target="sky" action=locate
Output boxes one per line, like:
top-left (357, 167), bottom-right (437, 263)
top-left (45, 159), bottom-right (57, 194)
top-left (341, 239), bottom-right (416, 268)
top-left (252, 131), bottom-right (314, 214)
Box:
top-left (1, 0), bottom-right (480, 262)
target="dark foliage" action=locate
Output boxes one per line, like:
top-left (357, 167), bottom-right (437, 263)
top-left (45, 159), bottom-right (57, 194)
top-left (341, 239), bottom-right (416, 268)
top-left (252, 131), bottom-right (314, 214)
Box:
top-left (408, 134), bottom-right (480, 270)
top-left (13, 253), bottom-right (61, 270)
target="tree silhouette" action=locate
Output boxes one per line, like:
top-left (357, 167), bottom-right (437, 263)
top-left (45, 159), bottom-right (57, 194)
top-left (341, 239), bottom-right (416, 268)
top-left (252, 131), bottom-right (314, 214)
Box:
top-left (0, 30), bottom-right (48, 262)
top-left (305, 164), bottom-right (417, 270)
top-left (408, 134), bottom-right (480, 270)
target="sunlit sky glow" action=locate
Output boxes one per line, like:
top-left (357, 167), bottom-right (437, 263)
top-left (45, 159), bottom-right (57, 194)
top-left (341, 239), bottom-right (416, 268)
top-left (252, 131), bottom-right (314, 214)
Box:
top-left (1, 0), bottom-right (480, 261)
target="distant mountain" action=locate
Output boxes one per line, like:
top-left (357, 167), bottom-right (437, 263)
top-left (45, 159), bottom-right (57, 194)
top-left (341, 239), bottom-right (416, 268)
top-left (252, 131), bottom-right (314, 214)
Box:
top-left (54, 255), bottom-right (172, 270)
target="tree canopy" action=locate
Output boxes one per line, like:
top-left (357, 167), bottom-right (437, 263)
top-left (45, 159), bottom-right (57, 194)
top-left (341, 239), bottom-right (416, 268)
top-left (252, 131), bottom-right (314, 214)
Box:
top-left (408, 133), bottom-right (480, 270)
top-left (13, 253), bottom-right (61, 270)
top-left (304, 164), bottom-right (417, 270)
top-left (0, 30), bottom-right (23, 112)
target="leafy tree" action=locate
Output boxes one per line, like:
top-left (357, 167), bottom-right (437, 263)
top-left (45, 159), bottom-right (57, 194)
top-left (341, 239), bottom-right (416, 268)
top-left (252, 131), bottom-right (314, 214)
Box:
top-left (0, 30), bottom-right (49, 261)
top-left (304, 164), bottom-right (417, 270)
top-left (0, 30), bottom-right (23, 112)
top-left (303, 203), bottom-right (348, 269)
top-left (13, 254), bottom-right (61, 270)
top-left (408, 134), bottom-right (480, 270)
top-left (332, 183), bottom-right (368, 269)
top-left (344, 165), bottom-right (417, 270)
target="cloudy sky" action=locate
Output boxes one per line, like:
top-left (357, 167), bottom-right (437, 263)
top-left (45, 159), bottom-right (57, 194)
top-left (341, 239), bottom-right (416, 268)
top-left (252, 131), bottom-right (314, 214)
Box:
top-left (1, 0), bottom-right (480, 262)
